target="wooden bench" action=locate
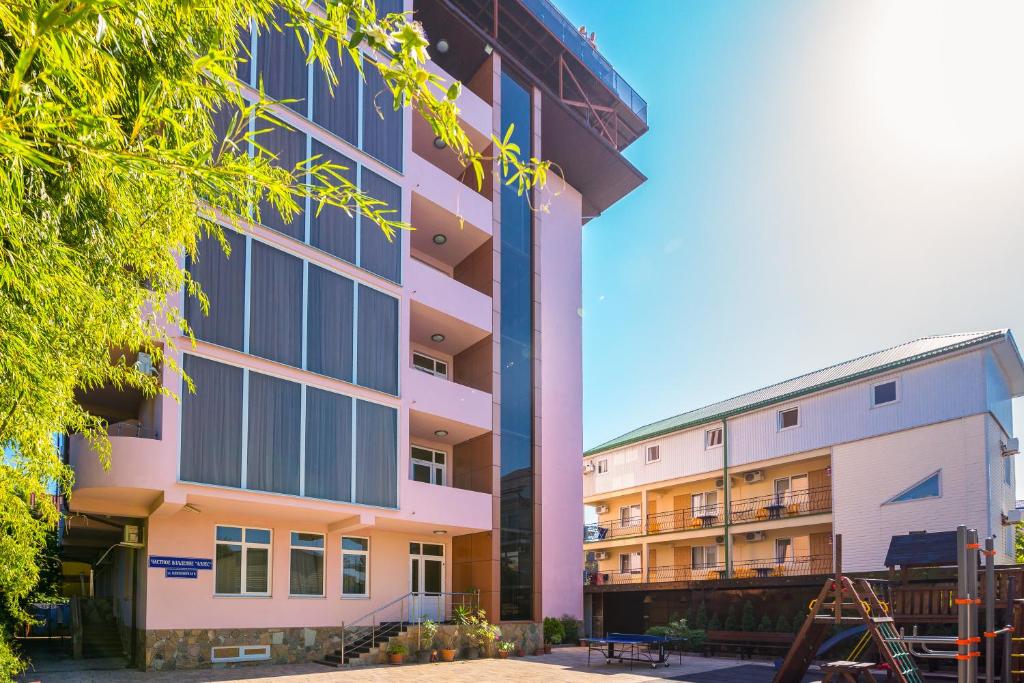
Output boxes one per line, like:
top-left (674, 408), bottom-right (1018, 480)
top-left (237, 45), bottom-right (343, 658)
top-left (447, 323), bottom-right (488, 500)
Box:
top-left (702, 630), bottom-right (795, 659)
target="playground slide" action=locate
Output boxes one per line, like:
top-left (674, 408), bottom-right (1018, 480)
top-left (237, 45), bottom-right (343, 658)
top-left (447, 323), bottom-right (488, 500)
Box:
top-left (773, 625), bottom-right (867, 670)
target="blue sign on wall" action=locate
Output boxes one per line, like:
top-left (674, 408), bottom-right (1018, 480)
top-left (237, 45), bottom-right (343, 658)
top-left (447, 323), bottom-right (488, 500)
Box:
top-left (149, 556), bottom-right (212, 571)
top-left (165, 568), bottom-right (198, 579)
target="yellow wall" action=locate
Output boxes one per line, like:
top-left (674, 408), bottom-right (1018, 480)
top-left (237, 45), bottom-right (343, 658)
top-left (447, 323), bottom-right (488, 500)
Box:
top-left (594, 543), bottom-right (644, 573)
top-left (595, 492), bottom-right (644, 527)
top-left (729, 455), bottom-right (830, 503)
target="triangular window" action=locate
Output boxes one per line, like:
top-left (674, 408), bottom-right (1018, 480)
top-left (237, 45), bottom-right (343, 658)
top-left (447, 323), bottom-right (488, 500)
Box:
top-left (884, 470), bottom-right (941, 505)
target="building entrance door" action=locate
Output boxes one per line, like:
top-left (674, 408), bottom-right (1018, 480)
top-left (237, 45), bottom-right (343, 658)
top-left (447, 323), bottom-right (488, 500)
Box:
top-left (409, 542), bottom-right (445, 622)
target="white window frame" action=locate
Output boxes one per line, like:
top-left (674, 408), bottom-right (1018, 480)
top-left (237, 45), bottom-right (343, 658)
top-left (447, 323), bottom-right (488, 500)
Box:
top-left (705, 427), bottom-right (723, 449)
top-left (411, 351), bottom-right (448, 379)
top-left (214, 525), bottom-right (272, 597)
top-left (288, 531), bottom-right (326, 597)
top-left (691, 490), bottom-right (719, 516)
top-left (410, 445), bottom-right (446, 486)
top-left (691, 544), bottom-right (719, 569)
top-left (341, 535), bottom-right (370, 599)
top-left (211, 645), bottom-right (270, 663)
top-left (777, 406), bottom-right (800, 431)
top-left (871, 377), bottom-right (901, 407)
top-left (645, 444), bottom-right (661, 464)
top-left (619, 551), bottom-right (642, 574)
top-left (596, 459), bottom-right (609, 474)
top-left (619, 504), bottom-right (641, 526)
top-left (773, 473), bottom-right (808, 503)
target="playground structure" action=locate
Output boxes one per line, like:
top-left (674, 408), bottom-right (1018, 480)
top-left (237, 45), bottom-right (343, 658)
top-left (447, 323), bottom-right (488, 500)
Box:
top-left (773, 527), bottom-right (1016, 683)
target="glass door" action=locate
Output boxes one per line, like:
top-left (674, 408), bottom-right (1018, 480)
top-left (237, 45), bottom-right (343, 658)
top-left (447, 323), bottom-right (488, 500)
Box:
top-left (409, 542), bottom-right (445, 622)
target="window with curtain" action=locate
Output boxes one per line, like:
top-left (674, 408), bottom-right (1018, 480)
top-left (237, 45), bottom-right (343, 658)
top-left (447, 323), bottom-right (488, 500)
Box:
top-left (179, 355), bottom-right (243, 487)
top-left (361, 60), bottom-right (403, 171)
top-left (248, 241), bottom-right (303, 367)
top-left (356, 284), bottom-right (399, 395)
top-left (255, 125), bottom-right (308, 240)
top-left (358, 169), bottom-right (402, 282)
top-left (289, 532), bottom-right (325, 596)
top-left (311, 44), bottom-right (359, 146)
top-left (185, 230), bottom-right (246, 351)
top-left (304, 387), bottom-right (353, 502)
top-left (355, 400), bottom-right (397, 507)
top-left (341, 536), bottom-right (369, 597)
top-left (308, 140), bottom-right (357, 262)
top-left (215, 526), bottom-right (271, 596)
top-left (246, 372), bottom-right (302, 495)
top-left (256, 6), bottom-right (308, 115)
top-left (306, 264), bottom-right (354, 381)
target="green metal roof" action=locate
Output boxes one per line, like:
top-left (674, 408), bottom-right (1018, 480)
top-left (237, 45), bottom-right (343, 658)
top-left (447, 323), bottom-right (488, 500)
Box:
top-left (584, 330), bottom-right (1012, 456)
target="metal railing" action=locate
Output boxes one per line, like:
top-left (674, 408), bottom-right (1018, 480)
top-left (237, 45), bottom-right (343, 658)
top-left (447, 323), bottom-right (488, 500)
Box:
top-left (106, 421), bottom-right (159, 439)
top-left (646, 503), bottom-right (725, 535)
top-left (517, 0), bottom-right (647, 122)
top-left (585, 554), bottom-right (834, 587)
top-left (729, 485), bottom-right (832, 524)
top-left (340, 590), bottom-right (479, 664)
top-left (583, 516), bottom-right (644, 542)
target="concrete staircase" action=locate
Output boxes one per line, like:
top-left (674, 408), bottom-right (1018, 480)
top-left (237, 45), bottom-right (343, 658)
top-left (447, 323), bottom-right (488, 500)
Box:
top-left (80, 599), bottom-right (125, 659)
top-left (316, 621), bottom-right (408, 667)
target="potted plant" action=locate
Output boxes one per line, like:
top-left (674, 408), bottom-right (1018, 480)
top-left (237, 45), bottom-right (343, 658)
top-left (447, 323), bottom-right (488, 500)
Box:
top-left (465, 609), bottom-right (501, 658)
top-left (438, 627), bottom-right (459, 662)
top-left (496, 640), bottom-right (515, 659)
top-left (386, 641), bottom-right (407, 665)
top-left (543, 617), bottom-right (565, 654)
top-left (416, 619), bottom-right (438, 664)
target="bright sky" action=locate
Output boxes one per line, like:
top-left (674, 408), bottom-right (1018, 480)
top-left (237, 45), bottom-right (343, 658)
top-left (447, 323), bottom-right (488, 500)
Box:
top-left (561, 1), bottom-right (1024, 483)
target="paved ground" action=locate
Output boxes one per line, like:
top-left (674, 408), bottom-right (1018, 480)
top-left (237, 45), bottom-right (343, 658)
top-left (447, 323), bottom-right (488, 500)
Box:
top-left (20, 647), bottom-right (809, 683)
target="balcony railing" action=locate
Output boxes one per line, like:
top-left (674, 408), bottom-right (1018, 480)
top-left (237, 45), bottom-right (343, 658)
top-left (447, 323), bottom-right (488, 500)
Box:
top-left (584, 554), bottom-right (834, 587)
top-left (646, 503), bottom-right (725, 535)
top-left (729, 485), bottom-right (832, 524)
top-left (105, 421), bottom-right (159, 439)
top-left (583, 516), bottom-right (643, 542)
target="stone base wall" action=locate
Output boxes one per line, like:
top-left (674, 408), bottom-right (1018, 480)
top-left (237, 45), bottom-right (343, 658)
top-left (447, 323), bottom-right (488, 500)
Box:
top-left (143, 626), bottom-right (343, 671)
top-left (143, 622), bottom-right (542, 670)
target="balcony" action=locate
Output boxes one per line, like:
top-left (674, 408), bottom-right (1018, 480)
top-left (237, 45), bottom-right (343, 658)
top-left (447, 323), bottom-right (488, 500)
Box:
top-left (398, 478), bottom-right (492, 534)
top-left (729, 486), bottom-right (832, 525)
top-left (407, 369), bottom-right (492, 445)
top-left (69, 431), bottom-right (175, 517)
top-left (584, 554), bottom-right (834, 587)
top-left (409, 153), bottom-right (491, 232)
top-left (407, 258), bottom-right (491, 333)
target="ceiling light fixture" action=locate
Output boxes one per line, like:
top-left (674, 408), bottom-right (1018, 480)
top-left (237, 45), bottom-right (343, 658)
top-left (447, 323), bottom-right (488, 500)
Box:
top-left (483, 44), bottom-right (493, 55)
top-left (433, 136), bottom-right (447, 150)
top-left (436, 39), bottom-right (450, 54)
top-left (434, 429), bottom-right (449, 438)
top-left (433, 529), bottom-right (448, 535)
top-left (432, 234), bottom-right (447, 245)
top-left (430, 333), bottom-right (445, 343)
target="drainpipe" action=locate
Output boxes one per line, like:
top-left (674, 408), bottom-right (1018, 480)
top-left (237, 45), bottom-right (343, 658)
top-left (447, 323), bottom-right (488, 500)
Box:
top-left (722, 418), bottom-right (731, 578)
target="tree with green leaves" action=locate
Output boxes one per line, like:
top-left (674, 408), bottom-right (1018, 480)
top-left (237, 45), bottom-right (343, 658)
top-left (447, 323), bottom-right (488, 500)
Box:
top-left (0, 0), bottom-right (548, 677)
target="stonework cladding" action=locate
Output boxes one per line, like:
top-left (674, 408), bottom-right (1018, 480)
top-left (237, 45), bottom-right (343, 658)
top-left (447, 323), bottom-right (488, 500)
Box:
top-left (142, 622), bottom-right (541, 670)
top-left (143, 626), bottom-right (344, 671)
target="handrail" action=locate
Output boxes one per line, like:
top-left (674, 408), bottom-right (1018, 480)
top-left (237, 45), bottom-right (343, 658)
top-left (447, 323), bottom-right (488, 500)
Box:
top-left (340, 590), bottom-right (479, 666)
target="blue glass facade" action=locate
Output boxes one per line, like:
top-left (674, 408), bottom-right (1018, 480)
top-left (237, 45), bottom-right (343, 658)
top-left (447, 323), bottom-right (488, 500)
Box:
top-left (499, 71), bottom-right (535, 621)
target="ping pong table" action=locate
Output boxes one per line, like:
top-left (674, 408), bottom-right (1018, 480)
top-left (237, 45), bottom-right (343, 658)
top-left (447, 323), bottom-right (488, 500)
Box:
top-left (586, 632), bottom-right (685, 669)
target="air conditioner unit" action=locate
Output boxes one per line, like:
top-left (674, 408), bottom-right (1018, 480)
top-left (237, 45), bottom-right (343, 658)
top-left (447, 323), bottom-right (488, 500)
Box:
top-left (743, 470), bottom-right (764, 484)
top-left (583, 462), bottom-right (595, 475)
top-left (714, 535), bottom-right (725, 545)
top-left (595, 551), bottom-right (610, 561)
top-left (714, 478), bottom-right (725, 489)
top-left (595, 504), bottom-right (610, 515)
top-left (1002, 438), bottom-right (1020, 457)
top-left (134, 352), bottom-right (156, 376)
top-left (122, 524), bottom-right (143, 547)
top-left (745, 531), bottom-right (766, 543)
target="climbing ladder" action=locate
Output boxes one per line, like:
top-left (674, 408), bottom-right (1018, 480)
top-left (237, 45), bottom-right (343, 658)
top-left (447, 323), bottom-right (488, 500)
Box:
top-left (773, 575), bottom-right (923, 683)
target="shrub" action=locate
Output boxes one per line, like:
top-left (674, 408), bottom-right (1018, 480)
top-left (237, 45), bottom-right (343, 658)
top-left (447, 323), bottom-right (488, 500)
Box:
top-left (740, 601), bottom-right (756, 632)
top-left (466, 610), bottom-right (501, 648)
top-left (645, 618), bottom-right (706, 651)
top-left (453, 605), bottom-right (472, 626)
top-left (757, 615), bottom-right (774, 632)
top-left (775, 614), bottom-right (791, 632)
top-left (723, 605), bottom-right (738, 631)
top-left (559, 614), bottom-right (580, 645)
top-left (418, 620), bottom-right (438, 650)
top-left (707, 613), bottom-right (722, 631)
top-left (793, 610), bottom-right (807, 632)
top-left (387, 641), bottom-right (408, 655)
top-left (543, 616), bottom-right (565, 645)
top-left (694, 603), bottom-right (708, 630)
top-left (497, 640), bottom-right (516, 653)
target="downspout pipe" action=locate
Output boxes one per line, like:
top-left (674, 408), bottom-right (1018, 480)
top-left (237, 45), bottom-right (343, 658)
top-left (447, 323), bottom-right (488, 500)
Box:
top-left (722, 418), bottom-right (731, 577)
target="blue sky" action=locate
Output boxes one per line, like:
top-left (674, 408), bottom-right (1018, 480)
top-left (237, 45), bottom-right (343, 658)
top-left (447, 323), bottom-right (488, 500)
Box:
top-left (556, 2), bottom-right (1024, 464)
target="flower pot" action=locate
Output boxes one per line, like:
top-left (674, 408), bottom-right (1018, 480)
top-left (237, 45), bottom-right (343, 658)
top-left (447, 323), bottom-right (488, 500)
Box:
top-left (439, 649), bottom-right (457, 662)
top-left (543, 644), bottom-right (552, 654)
top-left (533, 648), bottom-right (545, 656)
top-left (497, 650), bottom-right (509, 659)
top-left (388, 653), bottom-right (404, 665)
top-left (416, 649), bottom-right (432, 664)
top-left (515, 647), bottom-right (525, 657)
top-left (465, 646), bottom-right (480, 660)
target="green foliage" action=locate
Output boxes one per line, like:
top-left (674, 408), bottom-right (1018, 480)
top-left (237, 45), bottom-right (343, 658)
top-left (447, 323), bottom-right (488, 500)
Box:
top-left (543, 616), bottom-right (565, 645)
top-left (693, 602), bottom-right (708, 630)
top-left (706, 613), bottom-right (722, 631)
top-left (464, 609), bottom-right (500, 648)
top-left (0, 0), bottom-right (550, 677)
top-left (645, 618), bottom-right (706, 650)
top-left (453, 605), bottom-right (471, 626)
top-left (558, 614), bottom-right (579, 645)
top-left (497, 640), bottom-right (516, 653)
top-left (723, 604), bottom-right (738, 631)
top-left (740, 601), bottom-right (756, 632)
top-left (386, 641), bottom-right (407, 655)
top-left (418, 619), bottom-right (438, 651)
top-left (775, 613), bottom-right (791, 632)
top-left (793, 609), bottom-right (807, 632)
top-left (0, 637), bottom-right (22, 682)
top-left (1015, 523), bottom-right (1023, 564)
top-left (757, 614), bottom-right (774, 632)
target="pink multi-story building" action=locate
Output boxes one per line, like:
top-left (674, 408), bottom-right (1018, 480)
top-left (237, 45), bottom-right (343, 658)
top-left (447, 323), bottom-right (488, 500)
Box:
top-left (62, 0), bottom-right (647, 670)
